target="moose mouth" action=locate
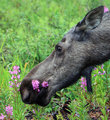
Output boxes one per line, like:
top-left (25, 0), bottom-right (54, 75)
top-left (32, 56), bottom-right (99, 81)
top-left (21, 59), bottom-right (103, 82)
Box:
top-left (20, 79), bottom-right (54, 106)
top-left (31, 87), bottom-right (51, 106)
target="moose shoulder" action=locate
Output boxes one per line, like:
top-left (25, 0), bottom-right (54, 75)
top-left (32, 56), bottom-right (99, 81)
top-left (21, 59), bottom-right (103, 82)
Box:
top-left (20, 6), bottom-right (110, 106)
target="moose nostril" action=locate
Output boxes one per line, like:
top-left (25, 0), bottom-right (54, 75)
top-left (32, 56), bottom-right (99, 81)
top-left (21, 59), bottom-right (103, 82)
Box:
top-left (22, 89), bottom-right (30, 103)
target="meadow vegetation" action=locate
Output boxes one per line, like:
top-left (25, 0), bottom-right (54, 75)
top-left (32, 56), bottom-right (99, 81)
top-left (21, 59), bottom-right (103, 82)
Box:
top-left (0, 0), bottom-right (110, 119)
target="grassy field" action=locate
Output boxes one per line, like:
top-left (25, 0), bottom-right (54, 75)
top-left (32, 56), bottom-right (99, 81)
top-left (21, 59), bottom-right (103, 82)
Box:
top-left (0, 0), bottom-right (110, 119)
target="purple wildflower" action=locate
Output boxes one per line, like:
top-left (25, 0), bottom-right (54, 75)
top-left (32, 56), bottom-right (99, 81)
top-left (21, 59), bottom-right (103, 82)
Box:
top-left (81, 77), bottom-right (87, 92)
top-left (42, 81), bottom-right (48, 88)
top-left (98, 71), bottom-right (101, 74)
top-left (13, 65), bottom-right (19, 70)
top-left (17, 75), bottom-right (20, 79)
top-left (0, 113), bottom-right (5, 120)
top-left (37, 88), bottom-right (40, 92)
top-left (103, 71), bottom-right (106, 74)
top-left (18, 89), bottom-right (20, 91)
top-left (94, 74), bottom-right (97, 77)
top-left (104, 6), bottom-right (109, 13)
top-left (11, 75), bottom-right (14, 80)
top-left (101, 64), bottom-right (104, 69)
top-left (32, 110), bottom-right (35, 114)
top-left (94, 67), bottom-right (97, 70)
top-left (5, 105), bottom-right (13, 115)
top-left (107, 108), bottom-right (110, 112)
top-left (9, 65), bottom-right (21, 89)
top-left (9, 70), bottom-right (13, 74)
top-left (14, 79), bottom-right (17, 82)
top-left (32, 80), bottom-right (40, 92)
top-left (16, 83), bottom-right (21, 88)
top-left (13, 70), bottom-right (18, 75)
top-left (100, 71), bottom-right (106, 75)
top-left (14, 76), bottom-right (16, 79)
top-left (98, 70), bottom-right (106, 75)
top-left (11, 75), bottom-right (16, 80)
top-left (9, 81), bottom-right (14, 88)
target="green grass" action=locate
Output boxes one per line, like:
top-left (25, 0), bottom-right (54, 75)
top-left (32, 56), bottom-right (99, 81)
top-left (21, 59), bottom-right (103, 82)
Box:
top-left (0, 0), bottom-right (110, 119)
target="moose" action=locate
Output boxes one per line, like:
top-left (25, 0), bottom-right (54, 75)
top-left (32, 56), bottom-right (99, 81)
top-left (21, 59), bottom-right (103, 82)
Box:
top-left (20, 6), bottom-right (110, 106)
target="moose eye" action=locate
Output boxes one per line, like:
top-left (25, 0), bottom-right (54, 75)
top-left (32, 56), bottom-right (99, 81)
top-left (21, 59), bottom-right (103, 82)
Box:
top-left (55, 45), bottom-right (62, 52)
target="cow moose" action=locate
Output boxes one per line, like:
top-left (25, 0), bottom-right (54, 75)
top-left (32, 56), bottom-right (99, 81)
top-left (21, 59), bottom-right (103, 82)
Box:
top-left (20, 6), bottom-right (110, 106)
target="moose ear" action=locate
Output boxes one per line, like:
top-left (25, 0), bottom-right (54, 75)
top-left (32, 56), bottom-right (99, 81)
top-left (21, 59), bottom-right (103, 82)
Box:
top-left (76, 6), bottom-right (104, 31)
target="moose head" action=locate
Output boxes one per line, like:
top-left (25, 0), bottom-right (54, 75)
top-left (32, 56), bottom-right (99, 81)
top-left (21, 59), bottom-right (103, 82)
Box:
top-left (20, 6), bottom-right (110, 106)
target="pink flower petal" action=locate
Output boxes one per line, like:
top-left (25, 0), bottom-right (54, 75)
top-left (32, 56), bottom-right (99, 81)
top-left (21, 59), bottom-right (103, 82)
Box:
top-left (16, 83), bottom-right (20, 88)
top-left (14, 79), bottom-right (17, 82)
top-left (17, 75), bottom-right (20, 79)
top-left (42, 81), bottom-right (48, 88)
top-left (32, 110), bottom-right (35, 113)
top-left (94, 67), bottom-right (97, 70)
top-left (37, 88), bottom-right (40, 92)
top-left (13, 65), bottom-right (20, 70)
top-left (32, 80), bottom-right (40, 91)
top-left (80, 77), bottom-right (87, 91)
top-left (101, 64), bottom-right (104, 69)
top-left (0, 113), bottom-right (5, 120)
top-left (5, 105), bottom-right (13, 115)
top-left (81, 77), bottom-right (84, 81)
top-left (104, 6), bottom-right (109, 13)
top-left (11, 75), bottom-right (14, 80)
top-left (13, 70), bottom-right (18, 75)
top-left (94, 74), bottom-right (97, 77)
top-left (9, 70), bottom-right (13, 74)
